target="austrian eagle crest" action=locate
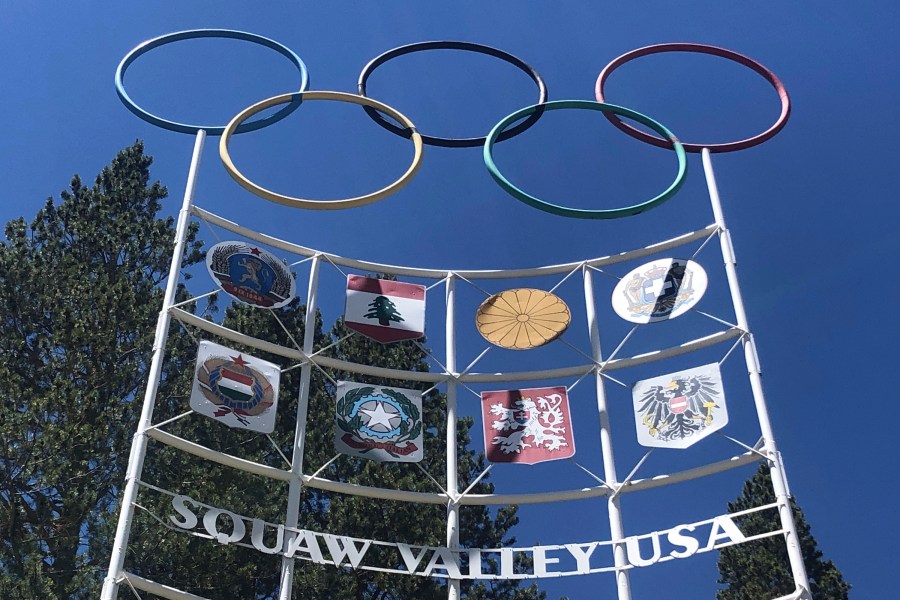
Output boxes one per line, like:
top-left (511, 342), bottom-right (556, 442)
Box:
top-left (632, 363), bottom-right (728, 449)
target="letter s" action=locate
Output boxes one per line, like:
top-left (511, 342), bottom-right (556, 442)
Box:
top-left (667, 524), bottom-right (700, 559)
top-left (169, 494), bottom-right (198, 530)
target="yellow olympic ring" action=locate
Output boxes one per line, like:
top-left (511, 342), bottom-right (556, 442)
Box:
top-left (220, 91), bottom-right (423, 210)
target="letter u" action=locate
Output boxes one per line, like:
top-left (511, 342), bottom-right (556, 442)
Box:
top-left (625, 532), bottom-right (662, 567)
top-left (251, 519), bottom-right (284, 554)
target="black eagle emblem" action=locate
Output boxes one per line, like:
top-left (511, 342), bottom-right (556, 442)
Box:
top-left (636, 374), bottom-right (721, 442)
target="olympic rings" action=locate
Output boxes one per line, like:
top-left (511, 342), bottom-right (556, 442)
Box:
top-left (118, 31), bottom-right (788, 214)
top-left (220, 91), bottom-right (423, 210)
top-left (595, 43), bottom-right (790, 153)
top-left (484, 100), bottom-right (687, 220)
top-left (116, 29), bottom-right (309, 135)
top-left (358, 41), bottom-right (548, 148)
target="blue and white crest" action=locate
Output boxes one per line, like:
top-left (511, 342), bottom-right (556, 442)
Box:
top-left (335, 382), bottom-right (424, 462)
top-left (612, 258), bottom-right (708, 323)
top-left (206, 241), bottom-right (295, 309)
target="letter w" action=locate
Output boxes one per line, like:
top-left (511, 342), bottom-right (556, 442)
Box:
top-left (322, 534), bottom-right (371, 568)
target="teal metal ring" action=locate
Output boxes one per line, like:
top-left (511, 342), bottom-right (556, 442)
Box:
top-left (115, 29), bottom-right (309, 135)
top-left (484, 100), bottom-right (687, 219)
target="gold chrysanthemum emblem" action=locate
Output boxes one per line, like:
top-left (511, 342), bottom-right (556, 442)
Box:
top-left (476, 288), bottom-right (571, 350)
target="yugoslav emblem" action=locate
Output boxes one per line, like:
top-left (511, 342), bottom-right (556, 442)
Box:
top-left (612, 258), bottom-right (707, 323)
top-left (206, 241), bottom-right (295, 309)
top-left (190, 341), bottom-right (281, 433)
top-left (335, 382), bottom-right (423, 462)
top-left (481, 386), bottom-right (575, 464)
top-left (632, 363), bottom-right (728, 449)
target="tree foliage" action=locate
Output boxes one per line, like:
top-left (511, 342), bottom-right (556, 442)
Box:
top-left (0, 142), bottom-right (203, 598)
top-left (716, 464), bottom-right (850, 600)
top-left (0, 144), bottom-right (547, 599)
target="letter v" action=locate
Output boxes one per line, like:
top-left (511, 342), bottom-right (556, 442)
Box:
top-left (398, 544), bottom-right (430, 573)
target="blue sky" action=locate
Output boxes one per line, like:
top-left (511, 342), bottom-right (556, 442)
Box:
top-left (2, 2), bottom-right (897, 598)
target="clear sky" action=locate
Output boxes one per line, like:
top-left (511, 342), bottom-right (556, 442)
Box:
top-left (2, 2), bottom-right (897, 598)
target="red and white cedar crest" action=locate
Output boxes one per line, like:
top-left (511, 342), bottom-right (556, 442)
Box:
top-left (344, 275), bottom-right (426, 343)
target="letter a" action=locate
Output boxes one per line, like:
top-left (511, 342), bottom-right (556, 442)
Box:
top-left (285, 530), bottom-right (325, 563)
top-left (705, 516), bottom-right (747, 550)
top-left (423, 548), bottom-right (462, 579)
top-left (397, 544), bottom-right (430, 573)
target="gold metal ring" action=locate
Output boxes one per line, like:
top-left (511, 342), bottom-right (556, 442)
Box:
top-left (220, 91), bottom-right (423, 210)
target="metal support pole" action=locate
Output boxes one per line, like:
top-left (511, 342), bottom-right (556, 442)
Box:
top-left (279, 255), bottom-right (321, 600)
top-left (702, 148), bottom-right (811, 595)
top-left (583, 267), bottom-right (632, 600)
top-left (101, 130), bottom-right (206, 600)
top-left (445, 274), bottom-right (461, 600)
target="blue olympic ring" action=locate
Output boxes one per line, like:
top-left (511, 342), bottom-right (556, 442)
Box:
top-left (115, 29), bottom-right (309, 135)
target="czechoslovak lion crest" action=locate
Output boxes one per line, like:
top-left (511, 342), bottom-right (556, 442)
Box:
top-left (335, 382), bottom-right (423, 462)
top-left (612, 258), bottom-right (707, 323)
top-left (631, 363), bottom-right (728, 449)
top-left (481, 386), bottom-right (575, 464)
top-left (206, 241), bottom-right (295, 309)
top-left (190, 341), bottom-right (281, 433)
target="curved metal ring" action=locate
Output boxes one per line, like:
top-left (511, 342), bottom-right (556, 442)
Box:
top-left (595, 43), bottom-right (790, 153)
top-left (484, 100), bottom-right (687, 220)
top-left (220, 91), bottom-right (423, 210)
top-left (358, 40), bottom-right (548, 148)
top-left (116, 29), bottom-right (309, 135)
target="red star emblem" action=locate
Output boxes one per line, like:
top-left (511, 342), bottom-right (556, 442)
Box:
top-left (250, 247), bottom-right (261, 256)
top-left (230, 354), bottom-right (249, 367)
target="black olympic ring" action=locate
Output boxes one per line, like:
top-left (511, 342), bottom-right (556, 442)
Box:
top-left (116, 32), bottom-right (791, 215)
top-left (358, 41), bottom-right (548, 148)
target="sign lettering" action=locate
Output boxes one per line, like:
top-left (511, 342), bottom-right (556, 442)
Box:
top-left (162, 490), bottom-right (780, 580)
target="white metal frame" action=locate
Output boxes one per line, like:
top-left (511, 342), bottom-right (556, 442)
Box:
top-left (102, 130), bottom-right (207, 600)
top-left (702, 149), bottom-right (810, 597)
top-left (102, 143), bottom-right (810, 600)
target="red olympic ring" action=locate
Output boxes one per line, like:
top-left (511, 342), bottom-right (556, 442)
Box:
top-left (595, 43), bottom-right (790, 153)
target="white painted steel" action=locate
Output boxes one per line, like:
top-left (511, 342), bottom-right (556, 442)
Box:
top-left (123, 572), bottom-right (212, 600)
top-left (702, 148), bottom-right (810, 596)
top-left (101, 130), bottom-right (206, 600)
top-left (279, 255), bottom-right (321, 599)
top-left (128, 491), bottom-right (784, 582)
top-left (145, 421), bottom-right (762, 505)
top-left (110, 147), bottom-right (805, 599)
top-left (193, 205), bottom-right (717, 279)
top-left (772, 589), bottom-right (808, 600)
top-left (583, 267), bottom-right (632, 600)
top-left (146, 428), bottom-right (292, 480)
top-left (171, 307), bottom-right (306, 361)
top-left (445, 274), bottom-right (461, 600)
top-left (171, 306), bottom-right (742, 382)
top-left (623, 450), bottom-right (760, 493)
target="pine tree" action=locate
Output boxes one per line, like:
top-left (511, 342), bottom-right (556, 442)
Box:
top-left (0, 144), bottom-right (549, 598)
top-left (132, 293), bottom-right (548, 598)
top-left (716, 464), bottom-right (850, 599)
top-left (300, 316), bottom-right (546, 599)
top-left (0, 142), bottom-right (204, 598)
